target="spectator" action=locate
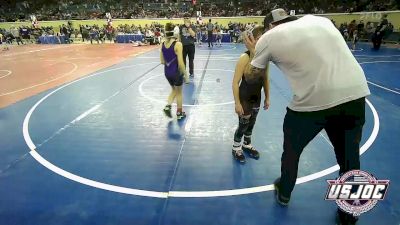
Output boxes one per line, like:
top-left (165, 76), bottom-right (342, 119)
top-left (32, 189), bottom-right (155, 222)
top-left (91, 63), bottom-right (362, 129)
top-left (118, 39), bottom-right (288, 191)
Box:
top-left (105, 25), bottom-right (114, 43)
top-left (357, 20), bottom-right (365, 37)
top-left (10, 26), bottom-right (24, 45)
top-left (206, 18), bottom-right (214, 47)
top-left (90, 26), bottom-right (100, 44)
top-left (372, 14), bottom-right (389, 50)
top-left (365, 22), bottom-right (375, 41)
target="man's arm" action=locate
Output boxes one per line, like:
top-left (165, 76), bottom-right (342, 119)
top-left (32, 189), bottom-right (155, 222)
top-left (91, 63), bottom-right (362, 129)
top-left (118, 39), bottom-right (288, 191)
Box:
top-left (263, 63), bottom-right (270, 110)
top-left (243, 53), bottom-right (265, 78)
top-left (378, 19), bottom-right (388, 33)
top-left (379, 24), bottom-right (387, 33)
top-left (243, 34), bottom-right (266, 78)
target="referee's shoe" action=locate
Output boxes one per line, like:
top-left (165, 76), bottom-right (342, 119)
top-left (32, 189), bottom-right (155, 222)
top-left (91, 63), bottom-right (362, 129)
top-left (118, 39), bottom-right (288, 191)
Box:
top-left (274, 178), bottom-right (290, 206)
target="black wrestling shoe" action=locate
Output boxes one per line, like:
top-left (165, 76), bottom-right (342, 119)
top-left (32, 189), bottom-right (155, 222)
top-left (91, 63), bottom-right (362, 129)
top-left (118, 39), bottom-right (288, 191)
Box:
top-left (177, 111), bottom-right (186, 120)
top-left (163, 105), bottom-right (172, 118)
top-left (242, 144), bottom-right (260, 159)
top-left (232, 147), bottom-right (245, 164)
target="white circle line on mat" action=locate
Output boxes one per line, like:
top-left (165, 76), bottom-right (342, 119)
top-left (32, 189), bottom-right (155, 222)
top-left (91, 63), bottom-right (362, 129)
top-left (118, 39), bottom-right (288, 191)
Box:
top-left (360, 61), bottom-right (400, 95)
top-left (0, 70), bottom-right (12, 79)
top-left (0, 61), bottom-right (78, 96)
top-left (22, 61), bottom-right (379, 198)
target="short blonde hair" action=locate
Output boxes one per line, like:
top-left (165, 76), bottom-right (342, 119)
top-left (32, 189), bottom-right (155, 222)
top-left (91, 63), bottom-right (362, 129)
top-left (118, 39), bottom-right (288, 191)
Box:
top-left (252, 25), bottom-right (265, 39)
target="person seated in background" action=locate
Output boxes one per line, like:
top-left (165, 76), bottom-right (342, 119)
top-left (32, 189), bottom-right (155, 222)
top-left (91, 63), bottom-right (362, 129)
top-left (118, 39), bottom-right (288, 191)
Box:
top-left (0, 32), bottom-right (9, 51)
top-left (154, 28), bottom-right (162, 45)
top-left (106, 25), bottom-right (114, 43)
top-left (232, 25), bottom-right (241, 43)
top-left (20, 26), bottom-right (31, 44)
top-left (61, 24), bottom-right (71, 44)
top-left (99, 27), bottom-right (106, 43)
top-left (216, 28), bottom-right (222, 47)
top-left (352, 29), bottom-right (359, 50)
top-left (10, 26), bottom-right (24, 45)
top-left (357, 20), bottom-right (365, 38)
top-left (90, 26), bottom-right (100, 44)
top-left (365, 22), bottom-right (375, 41)
top-left (343, 26), bottom-right (349, 41)
top-left (201, 25), bottom-right (207, 44)
top-left (348, 20), bottom-right (357, 40)
top-left (145, 29), bottom-right (155, 44)
top-left (385, 22), bottom-right (394, 39)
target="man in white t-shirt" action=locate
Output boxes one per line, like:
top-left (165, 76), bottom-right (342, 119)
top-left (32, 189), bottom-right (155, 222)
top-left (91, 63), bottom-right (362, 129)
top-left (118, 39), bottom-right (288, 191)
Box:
top-left (244, 9), bottom-right (370, 225)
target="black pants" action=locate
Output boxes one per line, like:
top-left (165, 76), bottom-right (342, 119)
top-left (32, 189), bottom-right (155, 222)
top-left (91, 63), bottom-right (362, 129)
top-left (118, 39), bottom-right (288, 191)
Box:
top-left (183, 44), bottom-right (195, 75)
top-left (82, 33), bottom-right (88, 42)
top-left (372, 32), bottom-right (384, 50)
top-left (279, 97), bottom-right (366, 199)
top-left (207, 31), bottom-right (213, 47)
top-left (106, 33), bottom-right (111, 42)
top-left (64, 36), bottom-right (71, 44)
top-left (90, 35), bottom-right (99, 44)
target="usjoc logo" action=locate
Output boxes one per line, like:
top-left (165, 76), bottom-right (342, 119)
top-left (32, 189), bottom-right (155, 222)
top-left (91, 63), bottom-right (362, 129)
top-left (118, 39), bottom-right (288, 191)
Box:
top-left (325, 170), bottom-right (389, 216)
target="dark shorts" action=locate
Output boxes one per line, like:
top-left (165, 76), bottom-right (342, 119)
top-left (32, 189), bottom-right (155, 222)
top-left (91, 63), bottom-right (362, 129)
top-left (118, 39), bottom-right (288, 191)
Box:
top-left (240, 93), bottom-right (261, 115)
top-left (165, 72), bottom-right (183, 87)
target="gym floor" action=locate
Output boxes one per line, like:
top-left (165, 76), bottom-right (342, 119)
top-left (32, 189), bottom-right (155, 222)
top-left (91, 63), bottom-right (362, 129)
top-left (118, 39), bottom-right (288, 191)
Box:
top-left (0, 42), bottom-right (399, 225)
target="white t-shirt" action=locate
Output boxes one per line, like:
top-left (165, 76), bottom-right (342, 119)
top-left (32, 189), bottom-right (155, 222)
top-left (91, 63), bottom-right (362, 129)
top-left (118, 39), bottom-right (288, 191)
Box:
top-left (251, 15), bottom-right (370, 112)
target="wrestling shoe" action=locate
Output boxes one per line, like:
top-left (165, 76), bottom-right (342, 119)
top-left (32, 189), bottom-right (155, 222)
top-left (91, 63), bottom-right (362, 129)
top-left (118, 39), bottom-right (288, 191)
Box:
top-left (242, 144), bottom-right (260, 159)
top-left (163, 105), bottom-right (172, 118)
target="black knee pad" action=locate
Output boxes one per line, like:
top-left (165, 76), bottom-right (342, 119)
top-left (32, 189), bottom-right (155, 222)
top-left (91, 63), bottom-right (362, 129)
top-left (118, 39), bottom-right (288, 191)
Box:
top-left (239, 116), bottom-right (251, 125)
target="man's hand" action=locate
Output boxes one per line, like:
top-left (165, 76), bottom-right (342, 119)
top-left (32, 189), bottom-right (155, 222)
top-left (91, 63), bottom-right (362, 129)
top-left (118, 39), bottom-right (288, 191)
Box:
top-left (188, 27), bottom-right (195, 37)
top-left (243, 33), bottom-right (257, 54)
top-left (235, 103), bottom-right (244, 116)
top-left (264, 98), bottom-right (270, 110)
top-left (243, 34), bottom-right (265, 79)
